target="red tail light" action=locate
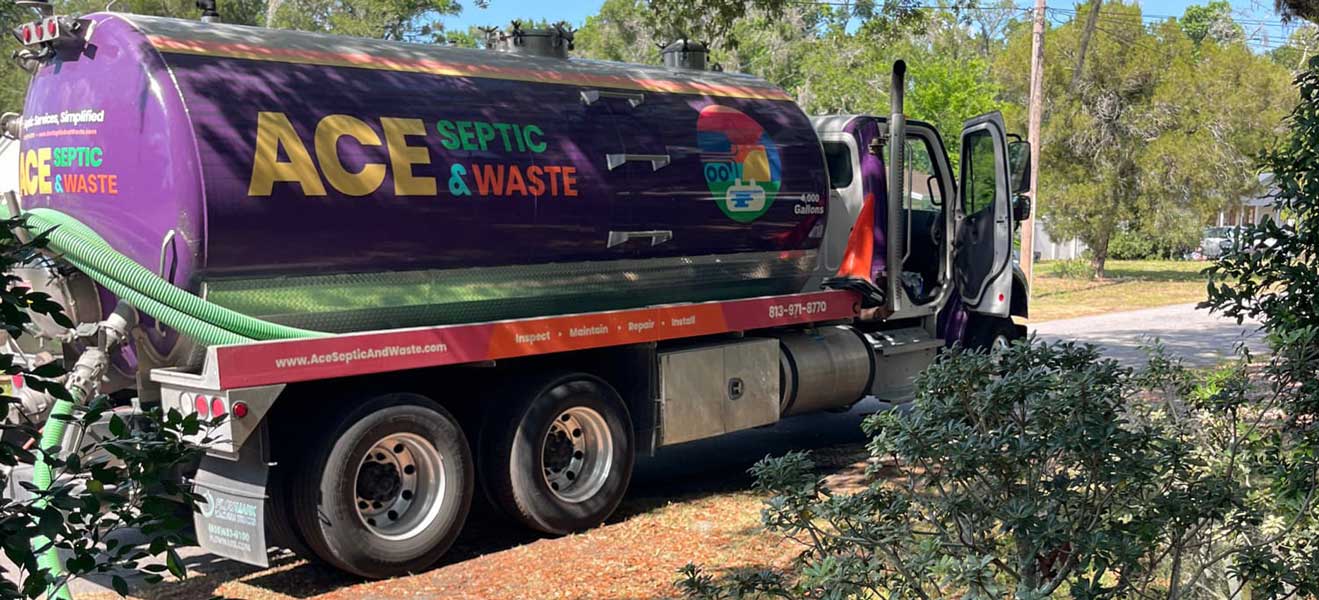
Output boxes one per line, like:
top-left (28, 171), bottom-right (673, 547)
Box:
top-left (23, 26), bottom-right (32, 43)
top-left (193, 394), bottom-right (210, 419)
top-left (232, 402), bottom-right (249, 419)
top-left (11, 374), bottom-right (24, 389)
top-left (211, 397), bottom-right (227, 418)
top-left (46, 21), bottom-right (56, 37)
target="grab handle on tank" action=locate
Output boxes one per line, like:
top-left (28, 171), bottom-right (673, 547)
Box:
top-left (606, 153), bottom-right (670, 171)
top-left (581, 89), bottom-right (645, 107)
top-left (606, 230), bottom-right (673, 248)
top-left (155, 229), bottom-right (178, 335)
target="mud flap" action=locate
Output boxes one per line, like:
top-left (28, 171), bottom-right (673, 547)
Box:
top-left (192, 451), bottom-right (269, 567)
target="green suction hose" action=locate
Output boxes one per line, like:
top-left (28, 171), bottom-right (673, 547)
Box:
top-left (20, 208), bottom-right (325, 341)
top-left (1, 206), bottom-right (330, 598)
top-left (31, 393), bottom-right (78, 600)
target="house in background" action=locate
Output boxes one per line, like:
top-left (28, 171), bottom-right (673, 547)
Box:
top-left (1032, 222), bottom-right (1088, 261)
top-left (1217, 173), bottom-right (1280, 226)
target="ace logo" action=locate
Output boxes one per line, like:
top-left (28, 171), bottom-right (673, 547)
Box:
top-left (696, 105), bottom-right (783, 223)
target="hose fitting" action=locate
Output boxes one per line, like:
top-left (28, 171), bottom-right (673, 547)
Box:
top-left (1, 112), bottom-right (20, 139)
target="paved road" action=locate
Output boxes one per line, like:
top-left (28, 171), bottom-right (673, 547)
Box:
top-left (1031, 302), bottom-right (1263, 367)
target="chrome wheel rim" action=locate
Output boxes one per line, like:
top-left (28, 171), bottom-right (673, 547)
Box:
top-left (540, 406), bottom-right (613, 503)
top-left (354, 433), bottom-right (445, 541)
top-left (992, 334), bottom-right (1012, 353)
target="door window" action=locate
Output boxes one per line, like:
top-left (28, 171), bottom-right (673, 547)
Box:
top-left (904, 138), bottom-right (942, 211)
top-left (882, 137), bottom-right (945, 211)
top-left (962, 130), bottom-right (997, 216)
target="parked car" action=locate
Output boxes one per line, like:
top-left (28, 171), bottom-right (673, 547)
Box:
top-left (1199, 226), bottom-right (1239, 259)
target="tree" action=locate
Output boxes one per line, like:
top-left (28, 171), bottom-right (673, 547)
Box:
top-left (1276, 0), bottom-right (1319, 23)
top-left (995, 2), bottom-right (1292, 277)
top-left (1180, 0), bottom-right (1245, 45)
top-left (1270, 24), bottom-right (1319, 70)
top-left (0, 2), bottom-right (31, 115)
top-left (574, 0), bottom-right (662, 64)
top-left (267, 0), bottom-right (479, 43)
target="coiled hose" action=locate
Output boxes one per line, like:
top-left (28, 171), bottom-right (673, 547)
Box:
top-left (3, 206), bottom-right (329, 597)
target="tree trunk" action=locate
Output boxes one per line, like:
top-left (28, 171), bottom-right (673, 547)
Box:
top-left (1090, 234), bottom-right (1109, 279)
top-left (1071, 0), bottom-right (1103, 91)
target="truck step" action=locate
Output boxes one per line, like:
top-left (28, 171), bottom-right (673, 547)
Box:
top-left (864, 327), bottom-right (943, 356)
top-left (872, 385), bottom-right (916, 404)
top-left (865, 328), bottom-right (942, 404)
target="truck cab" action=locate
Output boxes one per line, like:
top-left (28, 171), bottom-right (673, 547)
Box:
top-left (811, 110), bottom-right (1030, 350)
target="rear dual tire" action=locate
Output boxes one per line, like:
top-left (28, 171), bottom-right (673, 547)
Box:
top-left (481, 374), bottom-right (634, 535)
top-left (290, 393), bottom-right (473, 578)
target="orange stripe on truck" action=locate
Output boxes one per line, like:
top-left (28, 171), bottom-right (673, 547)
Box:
top-left (146, 36), bottom-right (795, 101)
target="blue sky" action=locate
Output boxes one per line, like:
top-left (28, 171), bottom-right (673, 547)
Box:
top-left (442, 0), bottom-right (1297, 49)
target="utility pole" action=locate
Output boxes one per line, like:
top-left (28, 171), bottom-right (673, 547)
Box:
top-left (1022, 0), bottom-right (1046, 287)
top-left (265, 0), bottom-right (281, 27)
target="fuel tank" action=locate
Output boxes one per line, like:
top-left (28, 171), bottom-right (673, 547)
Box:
top-left (18, 14), bottom-right (830, 335)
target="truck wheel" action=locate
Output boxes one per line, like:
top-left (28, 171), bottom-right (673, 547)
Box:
top-left (482, 375), bottom-right (634, 535)
top-left (291, 393), bottom-right (473, 578)
top-left (965, 316), bottom-right (1025, 351)
top-left (266, 468), bottom-right (314, 559)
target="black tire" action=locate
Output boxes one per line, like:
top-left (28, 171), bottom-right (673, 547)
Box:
top-left (481, 374), bottom-right (634, 535)
top-left (964, 316), bottom-right (1026, 351)
top-left (266, 465), bottom-right (315, 559)
top-left (266, 408), bottom-right (319, 560)
top-left (291, 393), bottom-right (473, 578)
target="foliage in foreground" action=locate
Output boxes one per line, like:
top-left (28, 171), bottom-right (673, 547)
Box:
top-left (679, 340), bottom-right (1318, 599)
top-left (0, 215), bottom-right (206, 599)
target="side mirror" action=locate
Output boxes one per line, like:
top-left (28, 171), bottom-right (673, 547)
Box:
top-left (1012, 193), bottom-right (1032, 222)
top-left (1007, 140), bottom-right (1031, 195)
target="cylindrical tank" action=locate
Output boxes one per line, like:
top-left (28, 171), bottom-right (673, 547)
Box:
top-left (778, 326), bottom-right (873, 416)
top-left (18, 14), bottom-right (830, 341)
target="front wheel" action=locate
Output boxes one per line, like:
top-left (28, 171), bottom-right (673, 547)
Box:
top-left (291, 393), bottom-right (473, 578)
top-left (964, 316), bottom-right (1025, 351)
top-left (481, 374), bottom-right (634, 535)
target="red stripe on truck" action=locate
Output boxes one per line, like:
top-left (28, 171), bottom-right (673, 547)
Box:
top-left (213, 290), bottom-right (860, 389)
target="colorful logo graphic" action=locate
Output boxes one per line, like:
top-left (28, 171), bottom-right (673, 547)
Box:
top-left (697, 105), bottom-right (782, 223)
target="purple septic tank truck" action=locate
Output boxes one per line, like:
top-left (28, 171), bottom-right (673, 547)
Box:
top-left (4, 11), bottom-right (1030, 581)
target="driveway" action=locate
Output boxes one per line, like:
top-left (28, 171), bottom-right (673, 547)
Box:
top-left (1031, 302), bottom-right (1263, 367)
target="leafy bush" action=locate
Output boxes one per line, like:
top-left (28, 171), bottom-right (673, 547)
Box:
top-left (679, 340), bottom-right (1318, 599)
top-left (1106, 227), bottom-right (1158, 260)
top-left (1, 215), bottom-right (205, 599)
top-left (1044, 258), bottom-right (1095, 279)
top-left (1108, 219), bottom-right (1199, 260)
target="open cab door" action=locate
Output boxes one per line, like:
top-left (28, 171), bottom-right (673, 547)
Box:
top-left (953, 111), bottom-right (1018, 316)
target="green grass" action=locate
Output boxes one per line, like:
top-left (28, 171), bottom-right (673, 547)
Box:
top-left (1031, 259), bottom-right (1209, 322)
